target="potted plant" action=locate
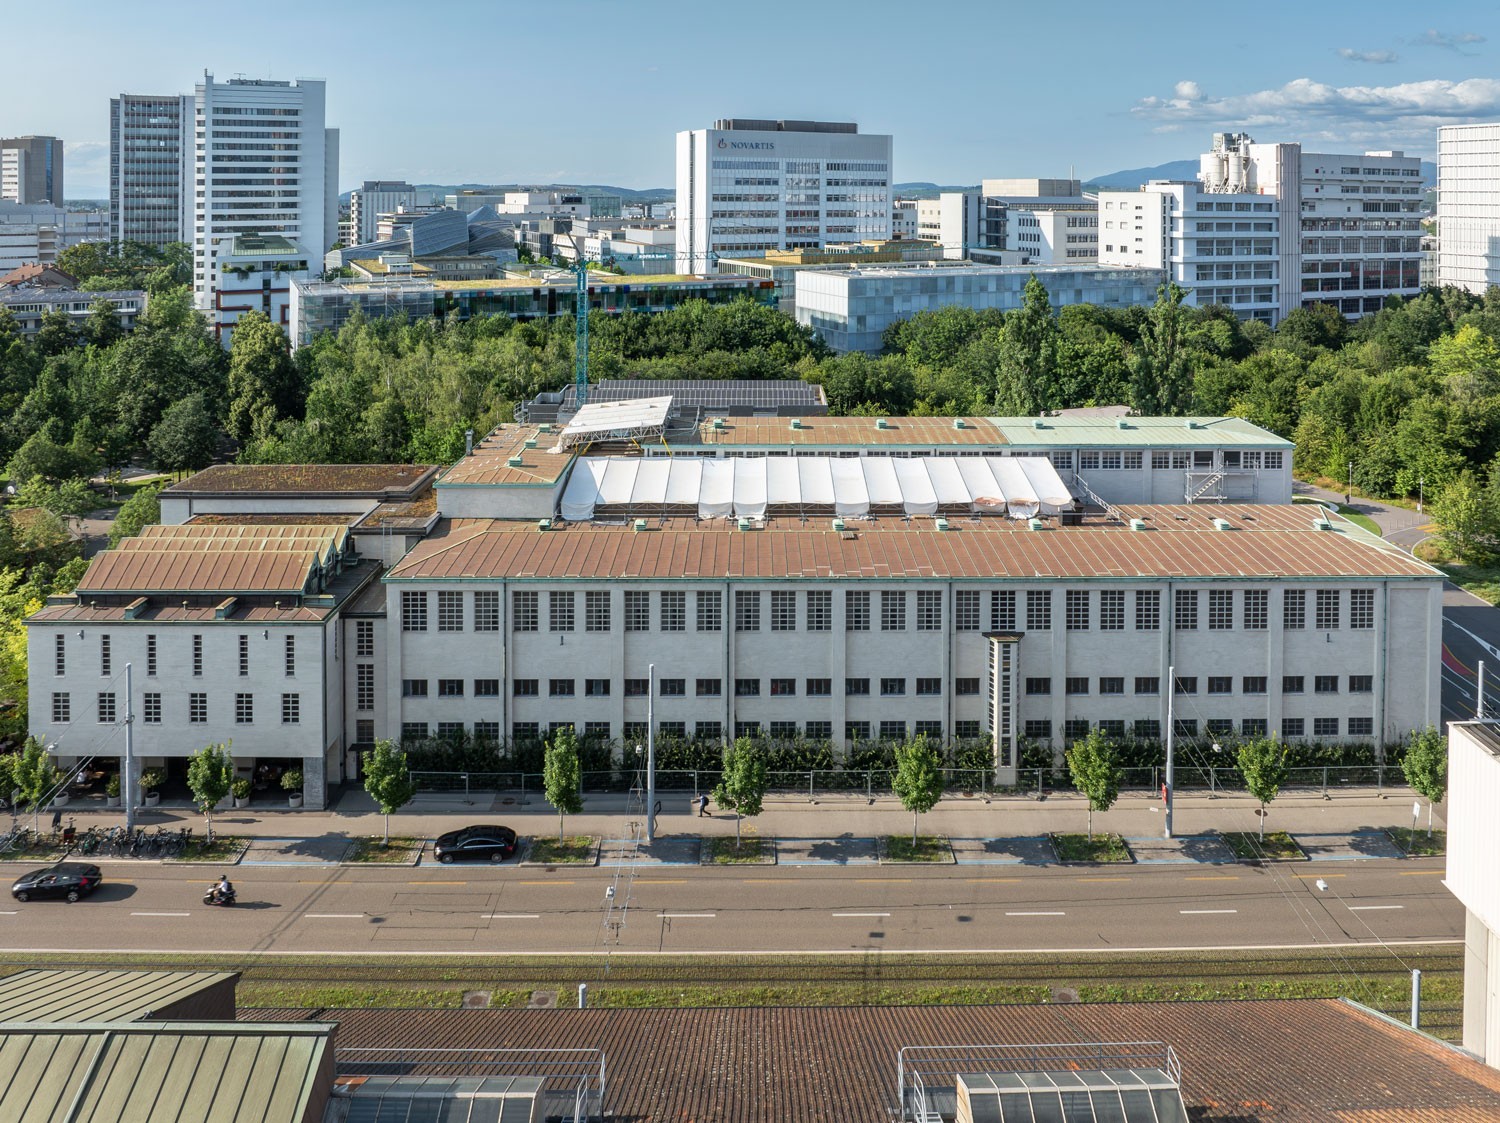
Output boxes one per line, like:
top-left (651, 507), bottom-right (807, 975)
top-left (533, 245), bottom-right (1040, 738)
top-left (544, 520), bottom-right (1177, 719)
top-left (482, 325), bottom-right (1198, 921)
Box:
top-left (231, 777), bottom-right (251, 809)
top-left (282, 769), bottom-right (304, 809)
top-left (105, 774), bottom-right (121, 809)
top-left (139, 769), bottom-right (163, 807)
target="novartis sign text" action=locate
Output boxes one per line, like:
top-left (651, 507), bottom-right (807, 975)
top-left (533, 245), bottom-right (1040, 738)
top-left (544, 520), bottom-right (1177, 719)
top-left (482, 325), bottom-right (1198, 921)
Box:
top-left (717, 138), bottom-right (774, 150)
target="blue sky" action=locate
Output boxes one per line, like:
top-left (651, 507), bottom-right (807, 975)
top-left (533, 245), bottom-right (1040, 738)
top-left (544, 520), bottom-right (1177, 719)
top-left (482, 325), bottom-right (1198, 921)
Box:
top-left (5, 0), bottom-right (1499, 196)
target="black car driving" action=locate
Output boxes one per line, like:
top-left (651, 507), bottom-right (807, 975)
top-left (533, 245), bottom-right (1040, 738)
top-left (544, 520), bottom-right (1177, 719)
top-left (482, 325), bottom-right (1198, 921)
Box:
top-left (433, 824), bottom-right (518, 863)
top-left (11, 863), bottom-right (103, 903)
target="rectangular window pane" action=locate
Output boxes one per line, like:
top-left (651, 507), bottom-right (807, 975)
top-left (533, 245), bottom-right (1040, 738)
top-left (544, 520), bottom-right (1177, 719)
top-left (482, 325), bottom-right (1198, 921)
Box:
top-left (1065, 590), bottom-right (1090, 630)
top-left (916, 590), bottom-right (942, 631)
top-left (1135, 590), bottom-right (1160, 630)
top-left (770, 590), bottom-right (796, 631)
top-left (880, 590), bottom-right (906, 631)
top-left (474, 590), bottom-right (500, 631)
top-left (1243, 589), bottom-right (1268, 630)
top-left (1025, 590), bottom-right (1051, 630)
top-left (991, 590), bottom-right (1016, 630)
top-left (624, 590), bottom-right (650, 631)
top-left (401, 591), bottom-right (428, 631)
top-left (846, 591), bottom-right (870, 631)
top-left (1350, 588), bottom-right (1375, 629)
top-left (660, 590), bottom-right (686, 631)
top-left (1283, 590), bottom-right (1306, 630)
top-left (1174, 589), bottom-right (1198, 630)
top-left (1208, 590), bottom-right (1233, 630)
top-left (281, 693), bottom-right (300, 724)
top-left (512, 591), bottom-right (538, 631)
top-left (585, 591), bottom-right (611, 632)
top-left (735, 590), bottom-right (761, 632)
top-left (1316, 589), bottom-right (1340, 629)
top-left (356, 619), bottom-right (375, 656)
top-left (806, 590), bottom-right (832, 631)
top-left (696, 591), bottom-right (722, 632)
top-left (955, 589), bottom-right (980, 631)
top-left (549, 591), bottom-right (575, 632)
top-left (1099, 590), bottom-right (1124, 631)
top-left (437, 590), bottom-right (464, 631)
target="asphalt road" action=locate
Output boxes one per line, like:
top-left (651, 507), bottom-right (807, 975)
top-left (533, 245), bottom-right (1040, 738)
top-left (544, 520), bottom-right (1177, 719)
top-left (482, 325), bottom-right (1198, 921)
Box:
top-left (1441, 589), bottom-right (1500, 722)
top-left (0, 857), bottom-right (1458, 956)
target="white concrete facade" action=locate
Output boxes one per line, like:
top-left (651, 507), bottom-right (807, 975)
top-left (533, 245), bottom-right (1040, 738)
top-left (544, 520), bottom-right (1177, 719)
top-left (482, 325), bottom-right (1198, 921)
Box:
top-left (1445, 720), bottom-right (1500, 1068)
top-left (109, 94), bottom-right (193, 249)
top-left (916, 192), bottom-right (980, 259)
top-left (1438, 124), bottom-right (1500, 295)
top-left (349, 181), bottom-right (416, 246)
top-left (675, 120), bottom-right (892, 272)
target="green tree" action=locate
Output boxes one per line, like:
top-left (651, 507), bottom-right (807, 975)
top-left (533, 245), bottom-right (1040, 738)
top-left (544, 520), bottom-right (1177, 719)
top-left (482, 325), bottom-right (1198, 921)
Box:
top-left (1131, 283), bottom-right (1193, 414)
top-left (186, 741), bottom-right (235, 844)
top-left (993, 275), bottom-right (1059, 414)
top-left (363, 739), bottom-right (417, 846)
top-left (1066, 729), bottom-right (1122, 839)
top-left (32, 310), bottom-right (76, 357)
top-left (11, 736), bottom-right (63, 831)
top-left (6, 430), bottom-right (94, 484)
top-left (227, 311), bottom-right (300, 443)
top-left (83, 300), bottom-right (124, 349)
top-left (108, 479), bottom-right (166, 546)
top-left (542, 727), bottom-right (583, 843)
top-left (712, 736), bottom-right (768, 848)
top-left (891, 733), bottom-right (945, 845)
top-left (1401, 727), bottom-right (1447, 837)
top-left (147, 392), bottom-right (218, 475)
top-left (1432, 468), bottom-right (1500, 564)
top-left (1237, 736), bottom-right (1290, 840)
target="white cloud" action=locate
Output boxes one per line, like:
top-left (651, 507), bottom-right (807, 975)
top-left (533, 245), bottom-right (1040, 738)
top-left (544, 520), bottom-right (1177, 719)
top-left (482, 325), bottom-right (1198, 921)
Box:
top-left (1419, 29), bottom-right (1485, 52)
top-left (1173, 80), bottom-right (1202, 101)
top-left (1338, 48), bottom-right (1398, 64)
top-left (1132, 76), bottom-right (1500, 151)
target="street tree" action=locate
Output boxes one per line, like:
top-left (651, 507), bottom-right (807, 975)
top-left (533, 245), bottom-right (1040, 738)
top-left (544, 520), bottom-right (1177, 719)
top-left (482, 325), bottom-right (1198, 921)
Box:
top-left (147, 392), bottom-right (218, 476)
top-left (362, 739), bottom-right (417, 846)
top-left (712, 736), bottom-right (767, 849)
top-left (1237, 735), bottom-right (1290, 840)
top-left (186, 741), bottom-right (235, 844)
top-left (1432, 469), bottom-right (1500, 564)
top-left (12, 736), bottom-right (63, 831)
top-left (892, 734), bottom-right (945, 845)
top-left (1066, 729), bottom-right (1122, 839)
top-left (107, 480), bottom-right (166, 546)
top-left (1401, 727), bottom-right (1448, 838)
top-left (227, 311), bottom-right (300, 442)
top-left (542, 727), bottom-right (583, 843)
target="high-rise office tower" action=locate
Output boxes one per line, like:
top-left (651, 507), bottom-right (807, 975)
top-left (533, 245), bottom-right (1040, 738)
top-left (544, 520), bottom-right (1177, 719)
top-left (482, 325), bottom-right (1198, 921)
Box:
top-left (1437, 123), bottom-right (1500, 295)
top-left (0, 136), bottom-right (64, 204)
top-left (109, 94), bottom-right (193, 248)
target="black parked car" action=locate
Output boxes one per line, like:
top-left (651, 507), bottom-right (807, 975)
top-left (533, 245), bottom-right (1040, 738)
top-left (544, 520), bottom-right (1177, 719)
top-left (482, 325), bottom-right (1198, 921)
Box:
top-left (433, 825), bottom-right (518, 863)
top-left (12, 863), bottom-right (103, 903)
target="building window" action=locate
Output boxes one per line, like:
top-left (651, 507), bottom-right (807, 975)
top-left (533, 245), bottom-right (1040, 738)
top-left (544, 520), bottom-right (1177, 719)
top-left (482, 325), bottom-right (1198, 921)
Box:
top-left (513, 591), bottom-right (539, 631)
top-left (992, 590), bottom-right (1016, 630)
top-left (735, 678), bottom-right (760, 697)
top-left (585, 678), bottom-right (610, 697)
top-left (735, 591), bottom-right (761, 632)
top-left (1207, 676), bottom-right (1233, 695)
top-left (437, 590), bottom-right (464, 631)
top-left (697, 678), bottom-right (722, 697)
top-left (1174, 719), bottom-right (1198, 738)
top-left (623, 722), bottom-right (648, 741)
top-left (401, 591), bottom-right (428, 631)
top-left (238, 633), bottom-right (249, 676)
top-left (695, 721), bottom-right (722, 741)
top-left (585, 591), bottom-right (611, 632)
top-left (1315, 675), bottom-right (1339, 694)
top-left (512, 722), bottom-right (540, 741)
top-left (550, 678), bottom-right (575, 697)
top-left (282, 635), bottom-right (295, 677)
top-left (1349, 716), bottom-right (1374, 737)
top-left (623, 590), bottom-right (650, 631)
top-left (1348, 674), bottom-right (1373, 694)
top-left (763, 590), bottom-right (795, 632)
top-left (846, 677), bottom-right (871, 696)
top-left (916, 590), bottom-right (942, 631)
top-left (549, 592), bottom-right (575, 632)
top-left (846, 721), bottom-right (872, 742)
top-left (1134, 719), bottom-right (1161, 740)
top-left (1208, 590), bottom-right (1233, 630)
top-left (1024, 720), bottom-right (1052, 740)
top-left (1174, 590), bottom-right (1198, 630)
top-left (1135, 590), bottom-right (1160, 630)
top-left (1242, 676), bottom-right (1267, 694)
top-left (846, 591), bottom-right (871, 631)
top-left (659, 678), bottom-right (685, 697)
top-left (1174, 676), bottom-right (1198, 695)
top-left (1135, 676), bottom-right (1159, 695)
top-left (402, 722), bottom-right (430, 741)
top-left (474, 679), bottom-right (500, 697)
top-left (1099, 590), bottom-right (1125, 631)
top-left (1283, 675), bottom-right (1305, 694)
top-left (955, 590), bottom-right (981, 631)
top-left (1098, 676), bottom-right (1124, 695)
top-left (439, 679), bottom-right (464, 697)
top-left (54, 633), bottom-right (65, 676)
top-left (1313, 717), bottom-right (1339, 737)
top-left (1241, 718), bottom-right (1268, 736)
top-left (514, 679), bottom-right (540, 697)
top-left (806, 720), bottom-right (833, 740)
top-left (235, 693), bottom-right (253, 724)
top-left (1065, 590), bottom-right (1090, 630)
top-left (916, 678), bottom-right (942, 696)
top-left (954, 720), bottom-right (982, 738)
top-left (806, 678), bottom-right (832, 697)
top-left (1350, 588), bottom-right (1375, 630)
top-left (1061, 719), bottom-right (1090, 742)
top-left (1283, 590), bottom-right (1306, 630)
top-left (100, 635), bottom-right (111, 677)
top-left (732, 721), bottom-right (760, 739)
top-left (696, 591), bottom-right (722, 632)
top-left (806, 590), bottom-right (832, 631)
top-left (1025, 590), bottom-right (1051, 631)
top-left (1025, 677), bottom-right (1052, 695)
top-left (955, 677), bottom-right (981, 696)
top-left (475, 721), bottom-right (500, 742)
top-left (624, 678), bottom-right (649, 697)
top-left (189, 693), bottom-right (207, 723)
top-left (1315, 589), bottom-right (1340, 630)
top-left (881, 677), bottom-right (906, 696)
top-left (357, 665), bottom-right (374, 710)
top-left (771, 677), bottom-right (797, 697)
top-left (880, 720), bottom-right (908, 740)
top-left (402, 679), bottom-right (428, 697)
top-left (52, 692), bottom-right (70, 723)
top-left (659, 721), bottom-right (687, 738)
top-left (1243, 589), bottom-right (1268, 630)
top-left (356, 619), bottom-right (375, 656)
top-left (474, 590), bottom-right (500, 632)
top-left (1065, 676), bottom-right (1089, 695)
top-left (1099, 719), bottom-right (1126, 737)
top-left (880, 591), bottom-right (907, 631)
top-left (282, 693), bottom-right (300, 724)
top-left (661, 590), bottom-right (686, 631)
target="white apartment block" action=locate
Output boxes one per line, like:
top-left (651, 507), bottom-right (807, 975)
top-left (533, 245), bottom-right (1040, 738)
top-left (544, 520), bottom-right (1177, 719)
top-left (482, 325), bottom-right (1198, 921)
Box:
top-left (916, 192), bottom-right (980, 260)
top-left (349, 180), bottom-right (417, 245)
top-left (191, 73), bottom-right (338, 340)
top-left (1438, 123), bottom-right (1500, 294)
top-left (981, 180), bottom-right (1099, 265)
top-left (109, 94), bottom-right (193, 249)
top-left (1099, 134), bottom-right (1423, 324)
top-left (675, 118), bottom-right (892, 272)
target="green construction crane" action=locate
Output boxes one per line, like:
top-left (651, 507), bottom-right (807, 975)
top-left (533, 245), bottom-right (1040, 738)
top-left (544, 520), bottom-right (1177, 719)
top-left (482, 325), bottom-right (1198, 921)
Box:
top-left (570, 234), bottom-right (590, 407)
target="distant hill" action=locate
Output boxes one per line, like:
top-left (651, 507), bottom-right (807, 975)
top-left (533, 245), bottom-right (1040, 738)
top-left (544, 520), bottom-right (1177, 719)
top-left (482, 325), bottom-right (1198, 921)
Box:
top-left (1085, 157), bottom-right (1436, 192)
top-left (892, 182), bottom-right (981, 198)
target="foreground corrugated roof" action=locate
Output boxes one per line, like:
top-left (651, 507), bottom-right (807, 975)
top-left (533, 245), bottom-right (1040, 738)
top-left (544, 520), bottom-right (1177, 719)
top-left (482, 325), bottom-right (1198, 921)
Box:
top-left (386, 505), bottom-right (1439, 583)
top-left (75, 546), bottom-right (321, 596)
top-left (0, 970), bottom-right (235, 1024)
top-left (260, 999), bottom-right (1500, 1123)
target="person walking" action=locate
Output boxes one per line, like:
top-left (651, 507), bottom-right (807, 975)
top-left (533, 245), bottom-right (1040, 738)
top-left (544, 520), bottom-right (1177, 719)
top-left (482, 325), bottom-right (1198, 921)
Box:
top-left (698, 793), bottom-right (710, 817)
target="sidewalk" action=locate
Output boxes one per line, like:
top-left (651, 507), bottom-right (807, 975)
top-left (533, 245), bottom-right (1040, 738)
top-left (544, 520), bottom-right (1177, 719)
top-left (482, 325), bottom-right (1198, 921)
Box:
top-left (1292, 479), bottom-right (1431, 549)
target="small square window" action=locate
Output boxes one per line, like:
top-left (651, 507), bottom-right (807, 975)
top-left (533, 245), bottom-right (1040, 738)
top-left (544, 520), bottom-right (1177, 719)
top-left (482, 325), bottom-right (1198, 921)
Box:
top-left (770, 678), bottom-right (797, 696)
top-left (806, 678), bottom-right (832, 697)
top-left (696, 678), bottom-right (722, 697)
top-left (514, 679), bottom-right (539, 697)
top-left (659, 678), bottom-right (686, 697)
top-left (845, 678), bottom-right (870, 696)
top-left (1065, 676), bottom-right (1089, 695)
top-left (438, 679), bottom-right (464, 698)
top-left (1025, 677), bottom-right (1052, 695)
top-left (549, 678), bottom-right (575, 697)
top-left (624, 678), bottom-right (649, 697)
top-left (735, 678), bottom-right (760, 697)
top-left (916, 678), bottom-right (942, 696)
top-left (1207, 676), bottom-right (1233, 695)
top-left (585, 678), bottom-right (611, 697)
top-left (880, 677), bottom-right (906, 696)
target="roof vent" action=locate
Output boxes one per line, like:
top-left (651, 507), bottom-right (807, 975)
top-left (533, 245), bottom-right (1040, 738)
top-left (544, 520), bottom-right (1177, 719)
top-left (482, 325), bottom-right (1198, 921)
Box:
top-left (1184, 419), bottom-right (1201, 430)
top-left (790, 417), bottom-right (803, 430)
top-left (537, 422), bottom-right (553, 433)
top-left (934, 517), bottom-right (950, 532)
top-left (537, 518), bottom-right (552, 531)
top-left (737, 517), bottom-right (752, 531)
top-left (507, 455), bottom-right (523, 467)
top-left (633, 518), bottom-right (648, 532)
top-left (831, 517), bottom-right (846, 532)
top-left (1028, 517), bottom-right (1045, 531)
top-left (1312, 516), bottom-right (1333, 531)
top-left (1213, 517), bottom-right (1232, 531)
top-left (1032, 418), bottom-right (1046, 430)
top-left (124, 597), bottom-right (148, 620)
top-left (1130, 518), bottom-right (1148, 531)
top-left (875, 418), bottom-right (889, 430)
top-left (523, 437), bottom-right (538, 449)
top-left (1116, 417), bottom-right (1130, 429)
top-left (711, 417), bottom-right (726, 430)
top-left (953, 418), bottom-right (966, 430)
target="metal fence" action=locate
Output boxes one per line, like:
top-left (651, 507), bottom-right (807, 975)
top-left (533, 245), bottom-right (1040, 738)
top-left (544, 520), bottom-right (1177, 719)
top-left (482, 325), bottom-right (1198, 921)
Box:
top-left (408, 764), bottom-right (1411, 801)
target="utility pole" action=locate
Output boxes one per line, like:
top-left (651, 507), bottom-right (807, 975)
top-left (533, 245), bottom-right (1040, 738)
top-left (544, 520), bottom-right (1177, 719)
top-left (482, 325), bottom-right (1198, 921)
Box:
top-left (645, 662), bottom-right (656, 843)
top-left (123, 663), bottom-right (135, 834)
top-left (1164, 663), bottom-right (1175, 839)
top-left (1347, 460), bottom-right (1353, 506)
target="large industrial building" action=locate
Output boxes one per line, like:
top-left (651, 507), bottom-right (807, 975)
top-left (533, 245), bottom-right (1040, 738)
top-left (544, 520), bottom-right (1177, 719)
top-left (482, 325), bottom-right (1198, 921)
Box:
top-left (27, 390), bottom-right (1439, 809)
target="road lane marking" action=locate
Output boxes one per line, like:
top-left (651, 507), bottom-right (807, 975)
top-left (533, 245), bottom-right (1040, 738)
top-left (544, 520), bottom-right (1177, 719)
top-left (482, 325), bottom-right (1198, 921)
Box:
top-left (832, 911), bottom-right (890, 917)
top-left (304, 913), bottom-right (363, 919)
top-left (518, 880), bottom-right (573, 885)
top-left (1078, 877), bottom-right (1131, 883)
top-left (413, 880), bottom-right (466, 885)
top-left (741, 879), bottom-right (782, 883)
top-left (1400, 870), bottom-right (1444, 876)
top-left (1180, 909), bottom-right (1238, 915)
top-left (1348, 905), bottom-right (1404, 911)
top-left (297, 879), bottom-right (334, 884)
top-left (967, 877), bottom-right (1024, 883)
top-left (480, 913), bottom-right (540, 919)
top-left (657, 912), bottom-right (716, 918)
top-left (131, 911), bottom-right (189, 917)
top-left (637, 879), bottom-right (688, 884)
top-left (1293, 873), bottom-right (1344, 879)
top-left (1006, 911), bottom-right (1065, 917)
top-left (1185, 876), bottom-right (1239, 881)
top-left (0, 911), bottom-right (18, 915)
top-left (857, 878), bottom-right (912, 882)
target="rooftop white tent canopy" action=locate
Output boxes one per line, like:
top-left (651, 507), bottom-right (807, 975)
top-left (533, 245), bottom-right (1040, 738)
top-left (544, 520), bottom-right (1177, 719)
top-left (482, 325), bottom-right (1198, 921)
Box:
top-left (559, 454), bottom-right (1074, 521)
top-left (552, 396), bottom-right (673, 453)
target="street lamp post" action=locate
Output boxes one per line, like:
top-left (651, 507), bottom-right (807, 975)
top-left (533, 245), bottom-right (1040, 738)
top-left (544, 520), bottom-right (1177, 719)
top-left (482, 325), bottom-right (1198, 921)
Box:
top-left (1418, 477), bottom-right (1424, 515)
top-left (645, 662), bottom-right (656, 843)
top-left (1347, 460), bottom-right (1353, 506)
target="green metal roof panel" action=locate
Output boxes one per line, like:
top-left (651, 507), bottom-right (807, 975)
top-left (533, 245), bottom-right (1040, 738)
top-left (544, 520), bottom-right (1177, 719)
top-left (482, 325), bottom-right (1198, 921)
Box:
top-left (0, 970), bottom-right (237, 1024)
top-left (987, 416), bottom-right (1293, 448)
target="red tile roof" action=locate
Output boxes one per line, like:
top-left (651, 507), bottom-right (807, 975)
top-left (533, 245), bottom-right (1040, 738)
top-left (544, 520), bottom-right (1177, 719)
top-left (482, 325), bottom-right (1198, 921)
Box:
top-left (254, 999), bottom-right (1500, 1122)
